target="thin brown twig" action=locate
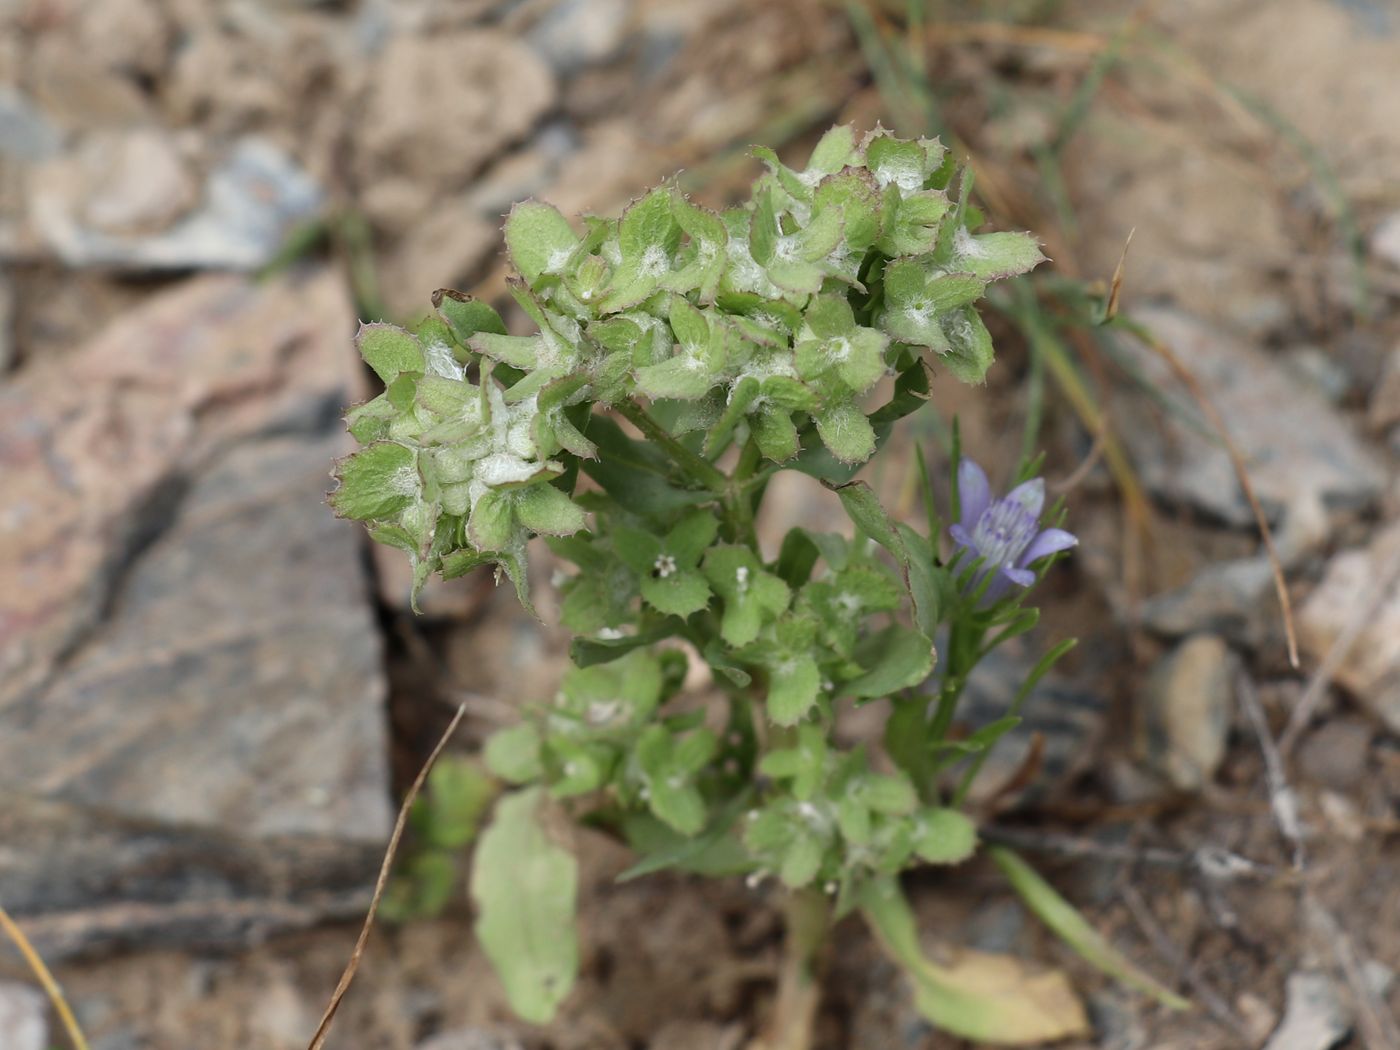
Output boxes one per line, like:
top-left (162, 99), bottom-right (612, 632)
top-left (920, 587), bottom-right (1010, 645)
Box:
top-left (1305, 896), bottom-right (1400, 1050)
top-left (1235, 671), bottom-right (1304, 873)
top-left (1134, 329), bottom-right (1300, 668)
top-left (1279, 534), bottom-right (1400, 758)
top-left (0, 902), bottom-right (91, 1050)
top-left (1119, 883), bottom-right (1247, 1038)
top-left (306, 702), bottom-right (468, 1050)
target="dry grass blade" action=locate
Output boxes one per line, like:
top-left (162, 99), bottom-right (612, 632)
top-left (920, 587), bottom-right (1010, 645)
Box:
top-left (306, 702), bottom-right (469, 1050)
top-left (1127, 324), bottom-right (1300, 668)
top-left (1103, 228), bottom-right (1134, 322)
top-left (0, 902), bottom-right (91, 1050)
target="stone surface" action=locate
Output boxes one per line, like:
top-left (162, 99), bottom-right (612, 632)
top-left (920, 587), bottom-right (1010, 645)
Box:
top-left (943, 643), bottom-right (1108, 809)
top-left (31, 137), bottom-right (322, 270)
top-left (1297, 720), bottom-right (1372, 792)
top-left (0, 270), bottom-right (390, 840)
top-left (2, 431), bottom-right (392, 838)
top-left (0, 270), bottom-right (359, 705)
top-left (0, 269), bottom-right (392, 953)
top-left (1369, 347), bottom-right (1400, 431)
top-left (1139, 556), bottom-right (1276, 648)
top-left (1138, 635), bottom-right (1237, 792)
top-left (379, 198), bottom-right (499, 318)
top-left (0, 793), bottom-right (379, 961)
top-left (0, 981), bottom-right (47, 1050)
top-left (1116, 309), bottom-right (1386, 552)
top-left (528, 0), bottom-right (632, 76)
top-left (1372, 211), bottom-right (1400, 270)
top-left (0, 87), bottom-right (63, 163)
top-left (1263, 972), bottom-right (1350, 1050)
top-left (80, 129), bottom-right (199, 235)
top-left (1297, 522), bottom-right (1400, 733)
top-left (357, 32), bottom-right (555, 190)
top-left (0, 274), bottom-right (12, 372)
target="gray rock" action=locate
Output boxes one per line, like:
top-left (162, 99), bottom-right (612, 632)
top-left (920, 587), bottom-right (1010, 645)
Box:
top-left (0, 432), bottom-right (392, 840)
top-left (32, 137), bottom-right (322, 270)
top-left (0, 271), bottom-right (392, 953)
top-left (0, 87), bottom-right (62, 162)
top-left (1087, 992), bottom-right (1147, 1050)
top-left (1263, 972), bottom-right (1350, 1050)
top-left (1138, 635), bottom-right (1237, 792)
top-left (1140, 556), bottom-right (1275, 648)
top-left (1116, 309), bottom-right (1385, 555)
top-left (527, 0), bottom-right (632, 76)
top-left (1372, 211), bottom-right (1400, 270)
top-left (1298, 522), bottom-right (1400, 733)
top-left (1297, 720), bottom-right (1372, 791)
top-left (0, 274), bottom-right (12, 373)
top-left (0, 793), bottom-right (380, 960)
top-left (951, 644), bottom-right (1108, 809)
top-left (356, 32), bottom-right (555, 191)
top-left (0, 982), bottom-right (46, 1050)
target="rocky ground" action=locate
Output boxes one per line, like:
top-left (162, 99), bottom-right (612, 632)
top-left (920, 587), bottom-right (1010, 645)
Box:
top-left (1, 0), bottom-right (1399, 1048)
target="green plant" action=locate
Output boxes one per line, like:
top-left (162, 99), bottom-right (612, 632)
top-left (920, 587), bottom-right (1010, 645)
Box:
top-left (330, 126), bottom-right (1179, 1044)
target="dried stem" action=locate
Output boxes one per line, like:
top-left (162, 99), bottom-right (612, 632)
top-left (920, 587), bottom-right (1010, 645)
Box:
top-left (748, 888), bottom-right (831, 1050)
top-left (0, 902), bottom-right (90, 1050)
top-left (306, 703), bottom-right (468, 1050)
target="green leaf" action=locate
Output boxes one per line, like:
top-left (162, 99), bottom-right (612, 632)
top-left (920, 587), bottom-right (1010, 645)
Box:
top-left (989, 847), bottom-right (1191, 1010)
top-left (357, 323), bottom-right (425, 384)
top-left (641, 569), bottom-right (712, 617)
top-left (829, 481), bottom-right (941, 638)
top-left (433, 289), bottom-right (507, 343)
top-left (485, 724), bottom-right (544, 784)
top-left (649, 780), bottom-right (707, 836)
top-left (570, 629), bottom-right (667, 668)
top-left (845, 625), bottom-right (935, 699)
top-left (808, 123), bottom-right (860, 174)
top-left (860, 773), bottom-right (918, 815)
top-left (938, 307), bottom-right (996, 384)
top-left (421, 758), bottom-right (496, 849)
top-left (859, 876), bottom-right (1090, 1045)
top-left (779, 833), bottom-right (824, 888)
top-left (505, 201), bottom-right (580, 284)
top-left (767, 652), bottom-right (820, 725)
top-left (618, 789), bottom-right (754, 881)
top-left (515, 484), bottom-right (587, 537)
top-left (471, 789), bottom-right (579, 1024)
top-left (951, 230), bottom-right (1046, 280)
top-left (753, 405), bottom-right (801, 462)
top-left (467, 488), bottom-right (517, 551)
top-left (814, 401), bottom-right (876, 465)
top-left (330, 442), bottom-right (417, 521)
top-left (913, 808), bottom-right (977, 865)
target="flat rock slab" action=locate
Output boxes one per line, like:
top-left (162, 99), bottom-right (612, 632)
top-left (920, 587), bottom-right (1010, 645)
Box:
top-left (1116, 308), bottom-right (1386, 551)
top-left (0, 270), bottom-right (392, 949)
top-left (0, 793), bottom-right (380, 961)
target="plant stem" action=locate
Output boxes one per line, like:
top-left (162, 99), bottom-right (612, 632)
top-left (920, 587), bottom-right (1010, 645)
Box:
top-left (749, 888), bottom-right (831, 1050)
top-left (615, 400), bottom-right (729, 492)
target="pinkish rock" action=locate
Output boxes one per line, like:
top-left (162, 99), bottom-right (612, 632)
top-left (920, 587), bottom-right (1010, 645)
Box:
top-left (0, 270), bottom-right (392, 841)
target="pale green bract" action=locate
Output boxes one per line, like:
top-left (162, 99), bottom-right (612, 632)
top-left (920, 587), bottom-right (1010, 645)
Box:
top-left (329, 125), bottom-right (1043, 608)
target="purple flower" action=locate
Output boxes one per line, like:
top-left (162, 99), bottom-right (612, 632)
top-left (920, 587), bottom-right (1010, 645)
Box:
top-left (949, 459), bottom-right (1077, 602)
